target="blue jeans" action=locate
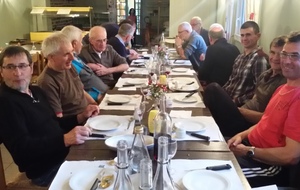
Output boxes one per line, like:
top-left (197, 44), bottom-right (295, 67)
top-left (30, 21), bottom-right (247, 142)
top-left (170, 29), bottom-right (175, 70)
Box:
top-left (31, 163), bottom-right (61, 187)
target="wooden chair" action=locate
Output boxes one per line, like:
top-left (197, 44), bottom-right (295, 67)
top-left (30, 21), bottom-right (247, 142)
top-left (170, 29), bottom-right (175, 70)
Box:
top-left (31, 52), bottom-right (46, 84)
top-left (0, 144), bottom-right (47, 190)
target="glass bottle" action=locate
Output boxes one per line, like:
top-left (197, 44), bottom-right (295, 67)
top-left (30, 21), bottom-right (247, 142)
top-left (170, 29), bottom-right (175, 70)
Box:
top-left (153, 136), bottom-right (175, 190)
top-left (114, 140), bottom-right (133, 190)
top-left (160, 32), bottom-right (166, 48)
top-left (129, 126), bottom-right (151, 174)
top-left (153, 94), bottom-right (172, 160)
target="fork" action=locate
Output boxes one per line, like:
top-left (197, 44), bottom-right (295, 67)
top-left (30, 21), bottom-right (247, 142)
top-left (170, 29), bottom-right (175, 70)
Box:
top-left (126, 117), bottom-right (134, 130)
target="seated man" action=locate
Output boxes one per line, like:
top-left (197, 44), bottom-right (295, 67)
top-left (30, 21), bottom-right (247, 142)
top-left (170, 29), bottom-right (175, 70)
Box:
top-left (0, 46), bottom-right (99, 186)
top-left (79, 26), bottom-right (129, 88)
top-left (204, 35), bottom-right (287, 137)
top-left (175, 22), bottom-right (207, 72)
top-left (227, 31), bottom-right (300, 188)
top-left (190, 16), bottom-right (210, 46)
top-left (38, 32), bottom-right (96, 117)
top-left (61, 25), bottom-right (109, 102)
top-left (204, 21), bottom-right (269, 107)
top-left (198, 23), bottom-right (240, 86)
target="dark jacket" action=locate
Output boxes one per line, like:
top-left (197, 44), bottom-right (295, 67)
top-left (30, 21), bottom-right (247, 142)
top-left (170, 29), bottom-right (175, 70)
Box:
top-left (198, 38), bottom-right (240, 86)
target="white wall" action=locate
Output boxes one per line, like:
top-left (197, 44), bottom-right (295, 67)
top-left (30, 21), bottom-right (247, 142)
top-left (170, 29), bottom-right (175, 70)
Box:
top-left (169, 0), bottom-right (218, 37)
top-left (0, 0), bottom-right (32, 47)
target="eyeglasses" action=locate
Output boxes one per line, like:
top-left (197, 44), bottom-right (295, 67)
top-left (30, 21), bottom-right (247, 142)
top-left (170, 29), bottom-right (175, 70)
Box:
top-left (178, 30), bottom-right (186, 34)
top-left (280, 52), bottom-right (300, 61)
top-left (1, 63), bottom-right (31, 71)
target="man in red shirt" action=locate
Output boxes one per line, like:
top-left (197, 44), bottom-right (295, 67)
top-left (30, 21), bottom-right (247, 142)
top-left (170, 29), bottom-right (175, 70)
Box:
top-left (228, 31), bottom-right (300, 188)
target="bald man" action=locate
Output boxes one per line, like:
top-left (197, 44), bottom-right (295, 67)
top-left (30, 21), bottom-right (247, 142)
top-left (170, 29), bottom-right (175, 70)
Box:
top-left (198, 23), bottom-right (240, 86)
top-left (79, 26), bottom-right (129, 88)
top-left (190, 16), bottom-right (209, 46)
top-left (175, 22), bottom-right (207, 71)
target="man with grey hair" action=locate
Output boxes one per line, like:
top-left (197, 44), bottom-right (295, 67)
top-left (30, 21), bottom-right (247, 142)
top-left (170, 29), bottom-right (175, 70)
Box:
top-left (198, 23), bottom-right (240, 86)
top-left (108, 23), bottom-right (139, 64)
top-left (38, 32), bottom-right (95, 117)
top-left (175, 22), bottom-right (207, 71)
top-left (61, 25), bottom-right (108, 102)
top-left (190, 16), bottom-right (209, 46)
top-left (79, 26), bottom-right (129, 88)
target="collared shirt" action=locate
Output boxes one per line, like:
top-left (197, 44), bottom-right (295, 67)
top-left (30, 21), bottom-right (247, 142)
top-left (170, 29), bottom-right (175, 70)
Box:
top-left (223, 47), bottom-right (269, 106)
top-left (242, 69), bottom-right (286, 112)
top-left (115, 34), bottom-right (126, 47)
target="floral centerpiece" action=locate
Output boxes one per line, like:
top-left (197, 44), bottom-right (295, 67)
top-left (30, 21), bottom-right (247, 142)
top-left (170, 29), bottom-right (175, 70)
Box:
top-left (148, 80), bottom-right (168, 100)
top-left (157, 47), bottom-right (167, 59)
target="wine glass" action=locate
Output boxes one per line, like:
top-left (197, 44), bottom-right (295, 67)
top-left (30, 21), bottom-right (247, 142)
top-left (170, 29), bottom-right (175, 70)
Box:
top-left (140, 84), bottom-right (149, 103)
top-left (134, 102), bottom-right (146, 125)
top-left (168, 139), bottom-right (177, 174)
top-left (31, 41), bottom-right (36, 51)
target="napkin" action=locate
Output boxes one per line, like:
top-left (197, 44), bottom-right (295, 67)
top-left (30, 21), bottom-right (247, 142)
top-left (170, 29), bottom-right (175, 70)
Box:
top-left (115, 77), bottom-right (147, 88)
top-left (99, 94), bottom-right (142, 110)
top-left (169, 68), bottom-right (196, 76)
top-left (169, 110), bottom-right (192, 118)
top-left (86, 115), bottom-right (135, 139)
top-left (172, 116), bottom-right (224, 142)
top-left (166, 93), bottom-right (206, 108)
top-left (124, 68), bottom-right (149, 75)
top-left (170, 59), bottom-right (192, 66)
top-left (118, 86), bottom-right (136, 91)
top-left (171, 159), bottom-right (244, 190)
top-left (252, 185), bottom-right (278, 190)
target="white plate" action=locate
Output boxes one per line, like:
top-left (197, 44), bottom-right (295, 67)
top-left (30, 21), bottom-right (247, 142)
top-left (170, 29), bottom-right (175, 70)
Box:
top-left (173, 95), bottom-right (198, 103)
top-left (133, 59), bottom-right (145, 63)
top-left (87, 116), bottom-right (121, 131)
top-left (105, 134), bottom-right (154, 151)
top-left (170, 85), bottom-right (198, 92)
top-left (69, 168), bottom-right (116, 190)
top-left (175, 120), bottom-right (206, 132)
top-left (172, 60), bottom-right (186, 64)
top-left (172, 68), bottom-right (189, 73)
top-left (107, 95), bottom-right (131, 103)
top-left (126, 79), bottom-right (147, 85)
top-left (137, 48), bottom-right (149, 52)
top-left (182, 170), bottom-right (231, 190)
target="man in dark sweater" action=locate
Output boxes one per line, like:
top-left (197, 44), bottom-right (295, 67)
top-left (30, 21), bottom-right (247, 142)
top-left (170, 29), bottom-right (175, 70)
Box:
top-left (198, 23), bottom-right (240, 86)
top-left (0, 46), bottom-right (99, 186)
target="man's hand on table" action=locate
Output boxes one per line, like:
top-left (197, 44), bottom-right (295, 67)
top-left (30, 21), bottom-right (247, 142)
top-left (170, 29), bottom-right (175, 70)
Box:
top-left (64, 126), bottom-right (92, 147)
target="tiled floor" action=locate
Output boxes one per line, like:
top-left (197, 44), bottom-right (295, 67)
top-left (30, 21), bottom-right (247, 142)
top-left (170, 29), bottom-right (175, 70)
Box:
top-left (1, 144), bottom-right (20, 183)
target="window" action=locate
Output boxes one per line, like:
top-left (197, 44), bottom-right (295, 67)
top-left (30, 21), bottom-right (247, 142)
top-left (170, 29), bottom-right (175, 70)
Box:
top-left (135, 0), bottom-right (141, 35)
top-left (234, 0), bottom-right (246, 40)
top-left (225, 0), bottom-right (234, 40)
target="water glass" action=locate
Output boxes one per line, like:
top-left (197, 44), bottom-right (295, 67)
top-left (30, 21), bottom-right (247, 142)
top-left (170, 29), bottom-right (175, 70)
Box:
top-left (139, 159), bottom-right (153, 190)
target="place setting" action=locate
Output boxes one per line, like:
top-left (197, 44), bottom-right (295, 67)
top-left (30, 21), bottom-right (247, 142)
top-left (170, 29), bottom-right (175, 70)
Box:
top-left (99, 94), bottom-right (142, 110)
top-left (168, 77), bottom-right (199, 92)
top-left (85, 115), bottom-right (136, 138)
top-left (165, 92), bottom-right (206, 108)
top-left (169, 67), bottom-right (196, 76)
top-left (115, 78), bottom-right (148, 91)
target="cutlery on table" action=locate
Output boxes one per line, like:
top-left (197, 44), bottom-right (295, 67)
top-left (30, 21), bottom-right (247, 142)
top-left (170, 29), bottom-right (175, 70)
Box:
top-left (186, 132), bottom-right (210, 142)
top-left (186, 164), bottom-right (232, 172)
top-left (122, 84), bottom-right (135, 87)
top-left (107, 102), bottom-right (124, 105)
top-left (127, 117), bottom-right (134, 130)
top-left (90, 169), bottom-right (106, 190)
top-left (89, 134), bottom-right (106, 138)
top-left (185, 81), bottom-right (195, 85)
top-left (181, 91), bottom-right (197, 101)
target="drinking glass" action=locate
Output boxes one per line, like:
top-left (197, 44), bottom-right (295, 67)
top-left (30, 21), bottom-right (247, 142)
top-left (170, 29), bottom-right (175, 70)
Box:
top-left (168, 139), bottom-right (177, 174)
top-left (31, 41), bottom-right (36, 51)
top-left (134, 102), bottom-right (146, 124)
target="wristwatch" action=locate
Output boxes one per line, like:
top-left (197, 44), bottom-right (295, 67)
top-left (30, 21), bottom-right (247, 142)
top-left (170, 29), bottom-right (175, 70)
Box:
top-left (246, 146), bottom-right (255, 158)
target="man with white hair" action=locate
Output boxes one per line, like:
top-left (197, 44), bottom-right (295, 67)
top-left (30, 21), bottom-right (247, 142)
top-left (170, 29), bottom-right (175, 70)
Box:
top-left (190, 16), bottom-right (209, 46)
top-left (79, 26), bottom-right (129, 88)
top-left (61, 25), bottom-right (108, 102)
top-left (175, 22), bottom-right (207, 71)
top-left (198, 23), bottom-right (240, 86)
top-left (37, 32), bottom-right (96, 117)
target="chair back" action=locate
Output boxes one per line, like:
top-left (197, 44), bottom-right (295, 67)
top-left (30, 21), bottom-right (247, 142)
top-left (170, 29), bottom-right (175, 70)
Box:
top-left (0, 148), bottom-right (7, 190)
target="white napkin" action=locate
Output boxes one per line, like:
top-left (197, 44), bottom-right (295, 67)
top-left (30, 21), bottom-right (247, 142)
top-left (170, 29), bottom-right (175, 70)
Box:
top-left (49, 160), bottom-right (115, 190)
top-left (252, 185), bottom-right (278, 190)
top-left (171, 159), bottom-right (244, 190)
top-left (124, 68), bottom-right (149, 75)
top-left (169, 110), bottom-right (192, 118)
top-left (118, 86), bottom-right (136, 91)
top-left (168, 77), bottom-right (199, 91)
top-left (86, 115), bottom-right (135, 139)
top-left (99, 94), bottom-right (142, 110)
top-left (170, 68), bottom-right (195, 76)
top-left (170, 59), bottom-right (192, 66)
top-left (166, 93), bottom-right (206, 108)
top-left (172, 116), bottom-right (224, 142)
top-left (115, 77), bottom-right (147, 88)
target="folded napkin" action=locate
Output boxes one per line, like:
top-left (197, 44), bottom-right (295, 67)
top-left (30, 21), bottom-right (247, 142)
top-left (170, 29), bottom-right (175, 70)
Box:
top-left (124, 68), bottom-right (149, 75)
top-left (169, 110), bottom-right (192, 118)
top-left (170, 59), bottom-right (192, 66)
top-left (166, 93), bottom-right (206, 108)
top-left (85, 115), bottom-right (135, 139)
top-left (252, 185), bottom-right (278, 190)
top-left (99, 94), bottom-right (142, 110)
top-left (118, 86), bottom-right (137, 91)
top-left (172, 116), bottom-right (224, 142)
top-left (171, 159), bottom-right (244, 190)
top-left (115, 77), bottom-right (147, 88)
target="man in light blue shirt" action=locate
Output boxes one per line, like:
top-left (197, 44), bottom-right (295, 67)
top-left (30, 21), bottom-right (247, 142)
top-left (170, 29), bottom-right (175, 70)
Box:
top-left (175, 22), bottom-right (207, 71)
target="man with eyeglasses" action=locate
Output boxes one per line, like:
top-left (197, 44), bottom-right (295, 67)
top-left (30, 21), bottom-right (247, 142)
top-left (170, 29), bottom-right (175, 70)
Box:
top-left (227, 31), bottom-right (300, 188)
top-left (79, 26), bottom-right (129, 88)
top-left (0, 46), bottom-right (99, 186)
top-left (175, 22), bottom-right (207, 72)
top-left (190, 16), bottom-right (209, 46)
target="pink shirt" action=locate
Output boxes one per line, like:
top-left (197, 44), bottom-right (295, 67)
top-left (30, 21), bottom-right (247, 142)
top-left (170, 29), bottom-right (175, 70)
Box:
top-left (249, 84), bottom-right (300, 148)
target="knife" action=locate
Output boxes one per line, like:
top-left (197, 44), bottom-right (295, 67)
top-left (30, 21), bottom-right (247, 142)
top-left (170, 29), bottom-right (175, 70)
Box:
top-left (107, 102), bottom-right (124, 105)
top-left (122, 84), bottom-right (135, 87)
top-left (90, 178), bottom-right (99, 190)
top-left (187, 164), bottom-right (232, 172)
top-left (182, 91), bottom-right (197, 100)
top-left (90, 134), bottom-right (106, 138)
top-left (189, 133), bottom-right (210, 142)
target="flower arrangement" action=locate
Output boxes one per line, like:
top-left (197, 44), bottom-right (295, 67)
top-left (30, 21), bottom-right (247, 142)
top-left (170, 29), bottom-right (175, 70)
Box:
top-left (157, 46), bottom-right (167, 59)
top-left (148, 81), bottom-right (168, 100)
